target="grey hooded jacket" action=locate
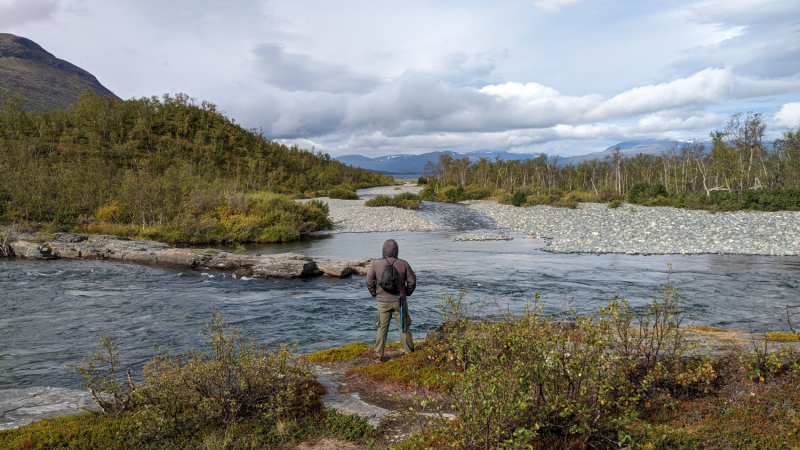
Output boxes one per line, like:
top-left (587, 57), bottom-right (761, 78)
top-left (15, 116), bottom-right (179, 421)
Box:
top-left (366, 239), bottom-right (416, 302)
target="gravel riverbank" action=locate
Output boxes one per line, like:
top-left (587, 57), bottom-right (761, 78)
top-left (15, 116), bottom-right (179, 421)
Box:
top-left (308, 185), bottom-right (443, 234)
top-left (466, 201), bottom-right (800, 256)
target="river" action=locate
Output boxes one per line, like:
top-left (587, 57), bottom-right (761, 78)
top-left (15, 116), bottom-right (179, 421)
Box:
top-left (2, 192), bottom-right (800, 390)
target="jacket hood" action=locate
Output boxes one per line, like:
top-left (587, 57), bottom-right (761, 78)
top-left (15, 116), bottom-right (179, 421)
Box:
top-left (382, 239), bottom-right (399, 259)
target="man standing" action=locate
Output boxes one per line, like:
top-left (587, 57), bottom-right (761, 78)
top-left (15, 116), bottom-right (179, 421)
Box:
top-left (366, 239), bottom-right (416, 361)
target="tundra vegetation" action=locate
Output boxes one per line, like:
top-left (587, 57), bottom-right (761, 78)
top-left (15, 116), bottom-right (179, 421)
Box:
top-left (421, 113), bottom-right (800, 211)
top-left (323, 275), bottom-right (800, 449)
top-left (0, 92), bottom-right (392, 243)
top-left (0, 313), bottom-right (376, 449)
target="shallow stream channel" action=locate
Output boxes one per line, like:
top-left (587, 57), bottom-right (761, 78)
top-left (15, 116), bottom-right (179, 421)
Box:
top-left (3, 186), bottom-right (800, 397)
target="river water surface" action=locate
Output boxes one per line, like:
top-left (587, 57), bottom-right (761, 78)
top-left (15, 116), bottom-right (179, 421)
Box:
top-left (3, 194), bottom-right (800, 390)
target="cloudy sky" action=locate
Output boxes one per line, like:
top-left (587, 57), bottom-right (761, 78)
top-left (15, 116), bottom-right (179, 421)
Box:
top-left (3, 0), bottom-right (799, 157)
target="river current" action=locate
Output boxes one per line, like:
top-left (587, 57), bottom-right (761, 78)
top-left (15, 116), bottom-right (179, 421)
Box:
top-left (3, 191), bottom-right (800, 390)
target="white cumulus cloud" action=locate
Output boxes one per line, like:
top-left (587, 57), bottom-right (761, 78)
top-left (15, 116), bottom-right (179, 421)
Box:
top-left (773, 103), bottom-right (800, 129)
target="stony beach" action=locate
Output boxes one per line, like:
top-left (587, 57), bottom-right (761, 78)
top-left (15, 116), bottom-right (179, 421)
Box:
top-left (466, 201), bottom-right (800, 255)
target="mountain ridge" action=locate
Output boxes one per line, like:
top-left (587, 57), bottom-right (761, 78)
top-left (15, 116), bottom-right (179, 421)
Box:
top-left (335, 139), bottom-right (708, 175)
top-left (0, 33), bottom-right (116, 111)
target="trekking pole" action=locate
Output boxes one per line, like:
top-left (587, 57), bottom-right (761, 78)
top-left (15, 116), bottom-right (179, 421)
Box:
top-left (398, 292), bottom-right (404, 333)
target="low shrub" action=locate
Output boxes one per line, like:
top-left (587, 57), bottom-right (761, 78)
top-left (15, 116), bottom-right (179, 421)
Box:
top-left (551, 194), bottom-right (579, 208)
top-left (326, 187), bottom-right (359, 199)
top-left (461, 187), bottom-right (492, 200)
top-left (443, 185), bottom-right (465, 202)
top-left (415, 184), bottom-right (494, 203)
top-left (51, 210), bottom-right (76, 232)
top-left (4, 313), bottom-right (378, 449)
top-left (400, 270), bottom-right (732, 448)
top-left (78, 192), bottom-right (332, 244)
top-left (510, 189), bottom-right (527, 207)
top-left (608, 199), bottom-right (624, 208)
top-left (417, 176), bottom-right (428, 185)
top-left (628, 182), bottom-right (669, 205)
top-left (364, 193), bottom-right (421, 210)
top-left (418, 186), bottom-right (436, 201)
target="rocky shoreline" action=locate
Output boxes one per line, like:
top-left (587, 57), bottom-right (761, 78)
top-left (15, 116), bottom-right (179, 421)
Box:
top-left (465, 201), bottom-right (800, 256)
top-left (5, 233), bottom-right (372, 279)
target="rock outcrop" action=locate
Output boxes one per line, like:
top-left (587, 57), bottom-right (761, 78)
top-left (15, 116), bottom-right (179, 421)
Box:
top-left (7, 233), bottom-right (372, 280)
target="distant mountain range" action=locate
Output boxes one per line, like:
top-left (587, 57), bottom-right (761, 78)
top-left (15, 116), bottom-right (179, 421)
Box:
top-left (335, 139), bottom-right (708, 175)
top-left (0, 33), bottom-right (116, 112)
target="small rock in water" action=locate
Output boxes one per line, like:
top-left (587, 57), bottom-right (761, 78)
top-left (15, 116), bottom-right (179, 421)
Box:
top-left (454, 233), bottom-right (513, 242)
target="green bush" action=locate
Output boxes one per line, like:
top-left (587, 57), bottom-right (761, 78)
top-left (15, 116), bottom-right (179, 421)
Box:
top-left (364, 193), bottom-right (421, 210)
top-left (510, 189), bottom-right (527, 207)
top-left (443, 185), bottom-right (465, 202)
top-left (417, 176), bottom-right (428, 185)
top-left (326, 187), bottom-right (359, 199)
top-left (418, 186), bottom-right (436, 200)
top-left (551, 197), bottom-right (579, 208)
top-left (525, 192), bottom-right (559, 206)
top-left (52, 210), bottom-right (76, 232)
top-left (461, 187), bottom-right (492, 200)
top-left (608, 199), bottom-right (624, 208)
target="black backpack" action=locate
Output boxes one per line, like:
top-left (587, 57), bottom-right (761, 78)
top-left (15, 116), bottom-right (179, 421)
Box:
top-left (379, 258), bottom-right (401, 295)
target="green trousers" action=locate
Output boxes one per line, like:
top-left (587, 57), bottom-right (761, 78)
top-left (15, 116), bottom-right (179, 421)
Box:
top-left (374, 298), bottom-right (414, 357)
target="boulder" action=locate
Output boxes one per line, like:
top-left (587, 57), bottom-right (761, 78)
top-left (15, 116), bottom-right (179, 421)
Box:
top-left (316, 261), bottom-right (354, 278)
top-left (344, 258), bottom-right (373, 275)
top-left (251, 255), bottom-right (318, 279)
top-left (8, 240), bottom-right (54, 259)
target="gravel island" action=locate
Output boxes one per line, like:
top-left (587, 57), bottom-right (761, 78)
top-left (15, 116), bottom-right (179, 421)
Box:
top-left (308, 185), bottom-right (443, 234)
top-left (466, 201), bottom-right (800, 256)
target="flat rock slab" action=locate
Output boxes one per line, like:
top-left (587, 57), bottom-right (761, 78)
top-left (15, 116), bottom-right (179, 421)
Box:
top-left (0, 387), bottom-right (94, 430)
top-left (315, 366), bottom-right (393, 428)
top-left (6, 233), bottom-right (372, 280)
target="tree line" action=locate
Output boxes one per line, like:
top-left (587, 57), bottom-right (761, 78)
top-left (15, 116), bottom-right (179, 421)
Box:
top-left (422, 112), bottom-right (800, 208)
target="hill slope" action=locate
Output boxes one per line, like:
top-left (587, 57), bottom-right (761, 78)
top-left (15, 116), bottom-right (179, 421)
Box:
top-left (0, 33), bottom-right (115, 111)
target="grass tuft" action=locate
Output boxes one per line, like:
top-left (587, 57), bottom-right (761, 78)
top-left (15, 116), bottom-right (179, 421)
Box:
top-left (762, 332), bottom-right (800, 342)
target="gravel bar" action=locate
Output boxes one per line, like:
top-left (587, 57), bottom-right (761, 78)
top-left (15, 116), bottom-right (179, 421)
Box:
top-left (306, 185), bottom-right (442, 234)
top-left (466, 201), bottom-right (800, 256)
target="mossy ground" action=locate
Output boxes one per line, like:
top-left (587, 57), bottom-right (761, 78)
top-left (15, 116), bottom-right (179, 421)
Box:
top-left (0, 409), bottom-right (376, 450)
top-left (348, 346), bottom-right (454, 392)
top-left (303, 342), bottom-right (402, 363)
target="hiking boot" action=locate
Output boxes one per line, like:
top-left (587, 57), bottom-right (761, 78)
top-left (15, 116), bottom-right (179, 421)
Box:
top-left (371, 353), bottom-right (382, 363)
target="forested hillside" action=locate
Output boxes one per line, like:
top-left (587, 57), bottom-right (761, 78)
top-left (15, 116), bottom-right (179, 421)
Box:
top-left (0, 92), bottom-right (392, 243)
top-left (421, 113), bottom-right (800, 210)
